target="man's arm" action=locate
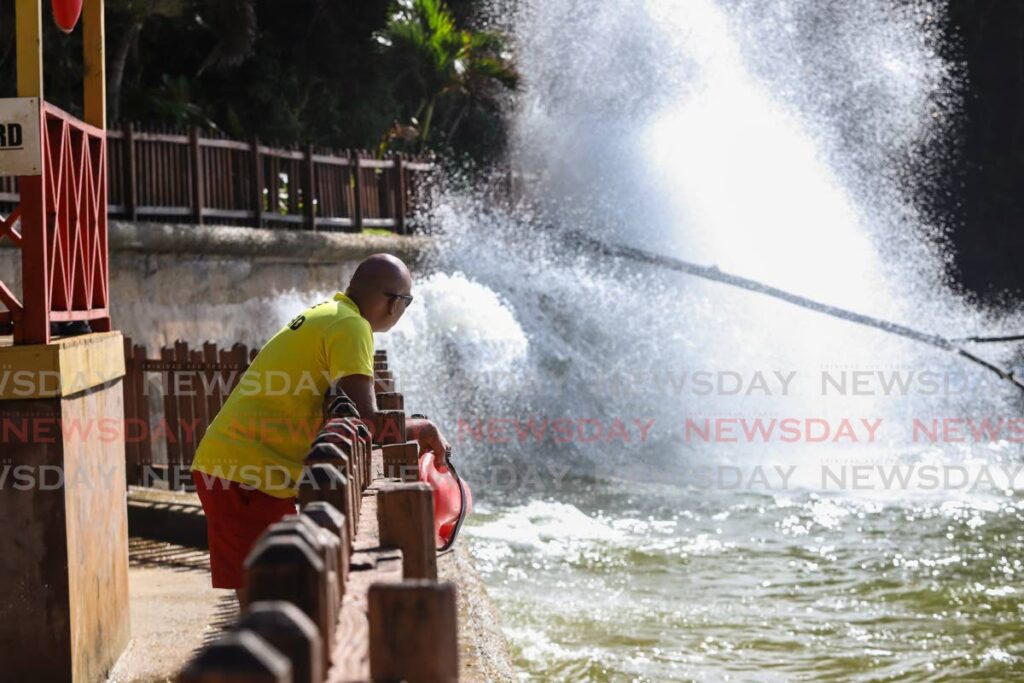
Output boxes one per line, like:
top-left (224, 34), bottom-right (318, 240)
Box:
top-left (330, 374), bottom-right (451, 468)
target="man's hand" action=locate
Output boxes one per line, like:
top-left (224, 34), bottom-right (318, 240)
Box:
top-left (408, 418), bottom-right (450, 470)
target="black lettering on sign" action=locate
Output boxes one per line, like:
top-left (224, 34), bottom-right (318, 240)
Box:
top-left (288, 315), bottom-right (306, 330)
top-left (0, 124), bottom-right (23, 149)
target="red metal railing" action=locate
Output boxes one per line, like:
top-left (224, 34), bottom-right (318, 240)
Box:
top-left (0, 102), bottom-right (111, 345)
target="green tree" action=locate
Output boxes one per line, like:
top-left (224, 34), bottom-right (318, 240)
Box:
top-left (377, 0), bottom-right (517, 152)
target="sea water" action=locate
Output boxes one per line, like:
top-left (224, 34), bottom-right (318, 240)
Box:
top-left (296, 0), bottom-right (1024, 679)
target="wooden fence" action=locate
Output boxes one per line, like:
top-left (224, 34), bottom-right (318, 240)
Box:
top-left (176, 348), bottom-right (462, 682)
top-left (123, 337), bottom-right (258, 488)
top-left (0, 125), bottom-right (433, 234)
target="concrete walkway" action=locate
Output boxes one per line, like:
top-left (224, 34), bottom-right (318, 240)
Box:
top-left (107, 539), bottom-right (236, 683)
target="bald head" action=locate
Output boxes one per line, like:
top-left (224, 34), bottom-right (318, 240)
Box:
top-left (345, 253), bottom-right (414, 332)
top-left (348, 253), bottom-right (411, 294)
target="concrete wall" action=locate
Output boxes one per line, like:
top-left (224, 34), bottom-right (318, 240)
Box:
top-left (0, 221), bottom-right (433, 352)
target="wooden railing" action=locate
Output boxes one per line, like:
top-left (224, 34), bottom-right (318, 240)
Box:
top-left (173, 349), bottom-right (461, 682)
top-left (0, 124), bottom-right (434, 234)
top-left (122, 337), bottom-right (258, 488)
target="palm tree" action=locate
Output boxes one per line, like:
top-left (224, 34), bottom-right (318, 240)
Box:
top-left (376, 0), bottom-right (517, 151)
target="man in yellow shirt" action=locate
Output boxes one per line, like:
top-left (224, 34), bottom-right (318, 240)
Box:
top-left (191, 253), bottom-right (449, 589)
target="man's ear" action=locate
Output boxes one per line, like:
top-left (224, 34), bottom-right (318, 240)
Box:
top-left (386, 297), bottom-right (399, 316)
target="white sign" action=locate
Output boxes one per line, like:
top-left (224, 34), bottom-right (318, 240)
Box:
top-left (0, 98), bottom-right (41, 176)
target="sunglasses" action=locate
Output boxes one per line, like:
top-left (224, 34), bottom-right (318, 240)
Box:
top-left (384, 291), bottom-right (414, 306)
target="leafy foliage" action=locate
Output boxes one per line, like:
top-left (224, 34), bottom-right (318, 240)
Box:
top-left (377, 0), bottom-right (517, 152)
top-left (0, 0), bottom-right (515, 164)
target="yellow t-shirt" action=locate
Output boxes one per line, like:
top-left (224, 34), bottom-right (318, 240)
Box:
top-left (191, 292), bottom-right (374, 497)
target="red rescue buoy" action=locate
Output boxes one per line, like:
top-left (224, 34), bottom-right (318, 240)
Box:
top-left (419, 448), bottom-right (472, 550)
top-left (51, 0), bottom-right (83, 33)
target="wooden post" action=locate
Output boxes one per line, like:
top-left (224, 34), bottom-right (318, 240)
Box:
top-left (325, 395), bottom-right (359, 419)
top-left (351, 152), bottom-right (363, 232)
top-left (251, 136), bottom-right (263, 227)
top-left (189, 127), bottom-right (204, 225)
top-left (303, 144), bottom-right (316, 231)
top-left (373, 410), bottom-right (406, 446)
top-left (302, 502), bottom-right (350, 596)
top-left (297, 463), bottom-right (349, 527)
top-left (188, 348), bottom-right (209, 450)
top-left (177, 630), bottom-right (291, 683)
top-left (307, 439), bottom-right (353, 460)
top-left (321, 419), bottom-right (364, 491)
top-left (134, 344), bottom-right (153, 483)
top-left (161, 346), bottom-right (181, 487)
top-left (259, 520), bottom-right (339, 650)
top-left (202, 341), bottom-right (222, 424)
top-left (14, 0), bottom-right (46, 344)
top-left (124, 123), bottom-right (138, 220)
top-left (382, 441), bottom-right (420, 482)
top-left (353, 422), bottom-right (371, 487)
top-left (243, 536), bottom-right (331, 671)
top-left (122, 337), bottom-right (139, 486)
top-left (311, 433), bottom-right (356, 476)
top-left (82, 0), bottom-right (106, 128)
top-left (15, 0), bottom-right (42, 98)
top-left (377, 392), bottom-right (404, 411)
top-left (368, 581), bottom-right (458, 683)
top-left (301, 446), bottom-right (357, 542)
top-left (174, 340), bottom-right (197, 474)
top-left (393, 153), bottom-right (407, 235)
top-left (233, 602), bottom-right (323, 683)
top-left (377, 482), bottom-right (437, 580)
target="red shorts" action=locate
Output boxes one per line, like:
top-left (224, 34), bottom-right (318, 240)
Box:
top-left (192, 471), bottom-right (297, 589)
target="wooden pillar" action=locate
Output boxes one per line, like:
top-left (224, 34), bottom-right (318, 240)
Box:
top-left (257, 519), bottom-right (339, 651)
top-left (233, 602), bottom-right (322, 683)
top-left (320, 418), bottom-right (364, 491)
top-left (303, 143), bottom-right (316, 231)
top-left (377, 482), bottom-right (437, 580)
top-left (14, 0), bottom-right (46, 345)
top-left (0, 334), bottom-right (131, 682)
top-left (382, 441), bottom-right (420, 481)
top-left (251, 136), bottom-right (263, 227)
top-left (351, 151), bottom-right (363, 232)
top-left (82, 0), bottom-right (106, 128)
top-left (377, 392), bottom-right (404, 411)
top-left (16, 0), bottom-right (42, 98)
top-left (243, 536), bottom-right (331, 671)
top-left (347, 421), bottom-right (373, 490)
top-left (124, 122), bottom-right (138, 220)
top-left (393, 153), bottom-right (407, 235)
top-left (189, 127), bottom-right (204, 225)
top-left (178, 630), bottom-right (291, 683)
top-left (302, 502), bottom-right (349, 595)
top-left (368, 581), bottom-right (458, 683)
top-left (373, 409), bottom-right (406, 445)
top-left (299, 452), bottom-right (356, 540)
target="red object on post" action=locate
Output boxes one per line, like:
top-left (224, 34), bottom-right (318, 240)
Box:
top-left (50, 0), bottom-right (83, 33)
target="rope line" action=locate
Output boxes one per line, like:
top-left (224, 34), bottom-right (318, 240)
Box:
top-left (572, 233), bottom-right (1024, 393)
